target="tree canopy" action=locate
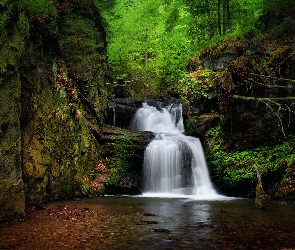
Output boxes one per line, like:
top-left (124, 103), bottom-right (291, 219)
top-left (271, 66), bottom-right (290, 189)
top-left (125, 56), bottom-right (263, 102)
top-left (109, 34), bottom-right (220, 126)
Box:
top-left (95, 0), bottom-right (293, 96)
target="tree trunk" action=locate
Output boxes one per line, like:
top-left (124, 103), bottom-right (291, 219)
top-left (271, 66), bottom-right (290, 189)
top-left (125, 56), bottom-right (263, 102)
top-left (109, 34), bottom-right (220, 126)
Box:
top-left (217, 0), bottom-right (222, 35)
top-left (222, 0), bottom-right (226, 34)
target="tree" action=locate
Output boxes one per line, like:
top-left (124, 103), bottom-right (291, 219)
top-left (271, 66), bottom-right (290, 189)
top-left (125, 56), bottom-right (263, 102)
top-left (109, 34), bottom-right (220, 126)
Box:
top-left (95, 0), bottom-right (265, 95)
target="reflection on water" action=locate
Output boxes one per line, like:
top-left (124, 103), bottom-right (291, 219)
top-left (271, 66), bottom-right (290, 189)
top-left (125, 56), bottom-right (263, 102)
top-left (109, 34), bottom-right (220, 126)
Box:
top-left (1, 196), bottom-right (295, 249)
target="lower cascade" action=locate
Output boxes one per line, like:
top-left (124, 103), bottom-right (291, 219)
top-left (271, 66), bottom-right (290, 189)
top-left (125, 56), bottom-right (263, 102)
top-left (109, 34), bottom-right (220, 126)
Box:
top-left (130, 101), bottom-right (221, 199)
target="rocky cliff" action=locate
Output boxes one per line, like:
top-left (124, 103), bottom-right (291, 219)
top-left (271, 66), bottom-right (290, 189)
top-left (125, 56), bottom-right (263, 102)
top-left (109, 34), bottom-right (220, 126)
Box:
top-left (180, 15), bottom-right (295, 198)
top-left (184, 35), bottom-right (295, 152)
top-left (0, 0), bottom-right (110, 220)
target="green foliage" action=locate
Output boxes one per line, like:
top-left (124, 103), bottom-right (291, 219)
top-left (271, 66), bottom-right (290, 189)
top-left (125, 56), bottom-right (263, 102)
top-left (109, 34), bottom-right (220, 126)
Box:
top-left (60, 14), bottom-right (106, 82)
top-left (183, 120), bottom-right (198, 137)
top-left (0, 1), bottom-right (14, 30)
top-left (96, 0), bottom-right (192, 96)
top-left (268, 16), bottom-right (295, 39)
top-left (205, 125), bottom-right (221, 137)
top-left (96, 0), bottom-right (267, 96)
top-left (172, 70), bottom-right (218, 106)
top-left (19, 0), bottom-right (58, 37)
top-left (206, 128), bottom-right (295, 197)
top-left (19, 0), bottom-right (58, 15)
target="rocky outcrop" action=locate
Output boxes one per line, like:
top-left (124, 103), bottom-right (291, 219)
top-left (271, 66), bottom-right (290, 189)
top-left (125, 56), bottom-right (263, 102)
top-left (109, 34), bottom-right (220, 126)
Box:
top-left (105, 98), bottom-right (144, 129)
top-left (0, 72), bottom-right (24, 220)
top-left (99, 125), bottom-right (155, 195)
top-left (185, 36), bottom-right (295, 152)
top-left (0, 0), bottom-right (109, 220)
top-left (0, 0), bottom-right (27, 220)
top-left (183, 28), bottom-right (295, 198)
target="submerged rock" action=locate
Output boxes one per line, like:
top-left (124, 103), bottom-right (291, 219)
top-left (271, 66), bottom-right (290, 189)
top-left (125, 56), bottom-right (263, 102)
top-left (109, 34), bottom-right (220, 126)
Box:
top-left (154, 228), bottom-right (170, 233)
top-left (135, 220), bottom-right (158, 225)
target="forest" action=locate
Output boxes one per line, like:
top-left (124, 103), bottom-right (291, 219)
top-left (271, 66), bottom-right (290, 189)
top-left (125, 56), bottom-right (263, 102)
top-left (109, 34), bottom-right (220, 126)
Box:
top-left (95, 0), bottom-right (294, 96)
top-left (0, 0), bottom-right (295, 223)
top-left (1, 0), bottom-right (295, 248)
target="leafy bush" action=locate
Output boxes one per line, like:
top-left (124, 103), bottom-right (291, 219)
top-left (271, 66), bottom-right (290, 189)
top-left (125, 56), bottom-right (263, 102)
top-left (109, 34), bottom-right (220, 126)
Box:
top-left (206, 126), bottom-right (295, 198)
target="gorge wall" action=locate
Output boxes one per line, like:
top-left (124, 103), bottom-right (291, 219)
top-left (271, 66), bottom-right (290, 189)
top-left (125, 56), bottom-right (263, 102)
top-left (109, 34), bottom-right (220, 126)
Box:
top-left (184, 33), bottom-right (295, 152)
top-left (0, 0), bottom-right (110, 220)
top-left (182, 22), bottom-right (295, 197)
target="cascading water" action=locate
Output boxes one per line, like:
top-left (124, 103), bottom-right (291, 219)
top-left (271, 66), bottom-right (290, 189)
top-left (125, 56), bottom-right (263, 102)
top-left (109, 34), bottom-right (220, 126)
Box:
top-left (130, 101), bottom-right (221, 199)
top-left (112, 107), bottom-right (116, 127)
top-left (108, 102), bottom-right (116, 126)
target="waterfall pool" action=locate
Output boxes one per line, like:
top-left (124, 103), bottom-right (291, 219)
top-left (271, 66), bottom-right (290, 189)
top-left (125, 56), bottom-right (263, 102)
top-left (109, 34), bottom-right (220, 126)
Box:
top-left (1, 196), bottom-right (295, 249)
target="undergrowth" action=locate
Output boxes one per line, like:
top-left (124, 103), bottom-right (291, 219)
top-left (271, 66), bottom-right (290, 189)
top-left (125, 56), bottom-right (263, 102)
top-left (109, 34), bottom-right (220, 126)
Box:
top-left (206, 126), bottom-right (295, 198)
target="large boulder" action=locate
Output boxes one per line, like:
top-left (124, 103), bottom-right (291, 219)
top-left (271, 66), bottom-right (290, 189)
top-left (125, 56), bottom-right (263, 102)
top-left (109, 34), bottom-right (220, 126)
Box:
top-left (98, 125), bottom-right (155, 195)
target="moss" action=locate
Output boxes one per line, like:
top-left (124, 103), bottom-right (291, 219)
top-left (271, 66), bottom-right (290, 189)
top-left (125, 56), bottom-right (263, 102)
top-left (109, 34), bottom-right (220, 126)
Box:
top-left (60, 13), bottom-right (106, 81)
top-left (88, 126), bottom-right (147, 195)
top-left (0, 7), bottom-right (27, 86)
top-left (19, 0), bottom-right (58, 16)
top-left (255, 184), bottom-right (267, 209)
top-left (19, 0), bottom-right (58, 37)
top-left (0, 1), bottom-right (14, 29)
top-left (206, 130), bottom-right (295, 198)
top-left (22, 78), bottom-right (102, 203)
top-left (17, 11), bottom-right (30, 36)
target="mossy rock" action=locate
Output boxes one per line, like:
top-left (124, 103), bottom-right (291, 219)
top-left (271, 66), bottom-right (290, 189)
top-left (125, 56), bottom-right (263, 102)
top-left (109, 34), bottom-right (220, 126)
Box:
top-left (255, 184), bottom-right (267, 209)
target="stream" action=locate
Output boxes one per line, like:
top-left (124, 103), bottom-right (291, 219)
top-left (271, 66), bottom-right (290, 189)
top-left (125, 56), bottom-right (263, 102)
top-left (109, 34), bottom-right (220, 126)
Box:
top-left (1, 196), bottom-right (295, 249)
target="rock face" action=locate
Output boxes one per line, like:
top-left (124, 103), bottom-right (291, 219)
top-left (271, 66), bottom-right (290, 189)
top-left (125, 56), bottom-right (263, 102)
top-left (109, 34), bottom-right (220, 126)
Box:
top-left (0, 72), bottom-right (24, 219)
top-left (183, 31), bottom-right (295, 198)
top-left (0, 0), bottom-right (109, 219)
top-left (185, 38), bottom-right (295, 152)
top-left (99, 125), bottom-right (155, 195)
top-left (105, 98), bottom-right (144, 129)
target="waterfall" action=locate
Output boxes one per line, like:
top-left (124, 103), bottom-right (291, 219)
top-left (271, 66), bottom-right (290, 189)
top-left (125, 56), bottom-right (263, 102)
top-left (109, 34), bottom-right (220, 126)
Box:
top-left (108, 102), bottom-right (116, 126)
top-left (130, 101), bottom-right (220, 199)
top-left (112, 107), bottom-right (116, 127)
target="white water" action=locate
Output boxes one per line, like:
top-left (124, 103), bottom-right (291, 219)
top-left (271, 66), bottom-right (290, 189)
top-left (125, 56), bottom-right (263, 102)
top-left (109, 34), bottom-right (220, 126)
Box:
top-left (112, 107), bottom-right (116, 126)
top-left (130, 101), bottom-right (225, 200)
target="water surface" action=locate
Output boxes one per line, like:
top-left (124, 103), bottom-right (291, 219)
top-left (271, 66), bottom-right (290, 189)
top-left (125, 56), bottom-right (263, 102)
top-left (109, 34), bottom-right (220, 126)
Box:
top-left (1, 196), bottom-right (295, 249)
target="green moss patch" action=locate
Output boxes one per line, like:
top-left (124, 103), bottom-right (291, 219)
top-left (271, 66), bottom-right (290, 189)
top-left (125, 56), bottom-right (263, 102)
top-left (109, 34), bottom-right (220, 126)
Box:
top-left (206, 126), bottom-right (295, 199)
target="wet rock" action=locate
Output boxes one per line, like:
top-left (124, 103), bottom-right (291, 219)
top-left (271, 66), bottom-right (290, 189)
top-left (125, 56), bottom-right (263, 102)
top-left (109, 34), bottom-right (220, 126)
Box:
top-left (135, 220), bottom-right (158, 225)
top-left (254, 164), bottom-right (268, 209)
top-left (0, 0), bottom-right (109, 220)
top-left (143, 213), bottom-right (156, 216)
top-left (255, 184), bottom-right (268, 209)
top-left (105, 98), bottom-right (144, 128)
top-left (203, 54), bottom-right (237, 71)
top-left (99, 125), bottom-right (155, 194)
top-left (154, 228), bottom-right (170, 233)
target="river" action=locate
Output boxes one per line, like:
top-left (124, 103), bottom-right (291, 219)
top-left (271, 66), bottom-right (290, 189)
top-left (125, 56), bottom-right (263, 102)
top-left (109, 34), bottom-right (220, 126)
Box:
top-left (1, 196), bottom-right (295, 249)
